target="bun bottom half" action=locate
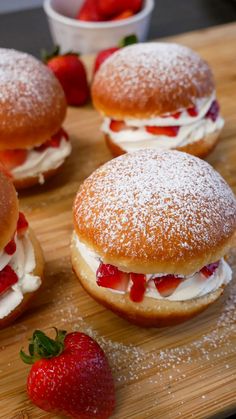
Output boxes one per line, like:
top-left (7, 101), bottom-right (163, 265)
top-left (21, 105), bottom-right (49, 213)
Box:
top-left (71, 239), bottom-right (224, 328)
top-left (13, 165), bottom-right (63, 190)
top-left (0, 229), bottom-right (44, 329)
top-left (105, 130), bottom-right (221, 159)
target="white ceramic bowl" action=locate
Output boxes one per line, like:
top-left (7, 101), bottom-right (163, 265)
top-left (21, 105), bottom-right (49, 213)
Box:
top-left (43, 0), bottom-right (154, 54)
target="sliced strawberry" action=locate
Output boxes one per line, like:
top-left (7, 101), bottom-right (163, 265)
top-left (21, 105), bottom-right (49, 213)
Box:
top-left (129, 273), bottom-right (146, 302)
top-left (96, 262), bottom-right (129, 291)
top-left (109, 120), bottom-right (127, 132)
top-left (172, 111), bottom-right (182, 119)
top-left (154, 275), bottom-right (182, 297)
top-left (0, 265), bottom-right (18, 295)
top-left (146, 126), bottom-right (180, 137)
top-left (112, 10), bottom-right (134, 20)
top-left (187, 106), bottom-right (198, 117)
top-left (0, 149), bottom-right (27, 171)
top-left (34, 128), bottom-right (68, 152)
top-left (17, 212), bottom-right (29, 237)
top-left (200, 261), bottom-right (219, 278)
top-left (4, 238), bottom-right (16, 256)
top-left (205, 100), bottom-right (220, 122)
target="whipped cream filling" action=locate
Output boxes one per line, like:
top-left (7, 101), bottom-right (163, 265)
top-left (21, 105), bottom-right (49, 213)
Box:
top-left (11, 137), bottom-right (72, 182)
top-left (101, 93), bottom-right (224, 152)
top-left (74, 234), bottom-right (232, 302)
top-left (0, 233), bottom-right (41, 319)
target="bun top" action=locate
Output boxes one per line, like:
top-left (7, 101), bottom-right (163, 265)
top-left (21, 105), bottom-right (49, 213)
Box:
top-left (0, 171), bottom-right (18, 251)
top-left (0, 48), bottom-right (67, 150)
top-left (92, 42), bottom-right (215, 119)
top-left (74, 150), bottom-right (236, 275)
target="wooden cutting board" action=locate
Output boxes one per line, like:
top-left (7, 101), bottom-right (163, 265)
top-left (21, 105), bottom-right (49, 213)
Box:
top-left (1, 22), bottom-right (236, 419)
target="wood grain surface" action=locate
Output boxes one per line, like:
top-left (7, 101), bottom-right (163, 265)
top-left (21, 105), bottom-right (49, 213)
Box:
top-left (0, 22), bottom-right (236, 419)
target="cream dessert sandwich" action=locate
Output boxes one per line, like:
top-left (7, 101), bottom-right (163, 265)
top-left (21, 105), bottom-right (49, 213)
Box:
top-left (71, 149), bottom-right (236, 327)
top-left (92, 43), bottom-right (224, 158)
top-left (0, 170), bottom-right (44, 328)
top-left (0, 48), bottom-right (71, 189)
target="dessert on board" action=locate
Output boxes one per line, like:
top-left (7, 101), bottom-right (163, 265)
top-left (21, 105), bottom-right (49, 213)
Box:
top-left (72, 149), bottom-right (236, 327)
top-left (0, 171), bottom-right (44, 328)
top-left (0, 48), bottom-right (71, 188)
top-left (92, 42), bottom-right (224, 157)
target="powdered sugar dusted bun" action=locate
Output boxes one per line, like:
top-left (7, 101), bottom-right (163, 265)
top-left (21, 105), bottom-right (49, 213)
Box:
top-left (0, 171), bottom-right (18, 250)
top-left (0, 48), bottom-right (66, 150)
top-left (73, 150), bottom-right (236, 276)
top-left (92, 42), bottom-right (215, 119)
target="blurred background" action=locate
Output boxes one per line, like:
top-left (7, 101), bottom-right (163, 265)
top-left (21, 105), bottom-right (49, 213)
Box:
top-left (0, 0), bottom-right (236, 56)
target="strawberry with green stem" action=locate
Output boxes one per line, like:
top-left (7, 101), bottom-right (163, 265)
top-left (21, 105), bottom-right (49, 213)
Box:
top-left (20, 328), bottom-right (115, 419)
top-left (43, 46), bottom-right (90, 107)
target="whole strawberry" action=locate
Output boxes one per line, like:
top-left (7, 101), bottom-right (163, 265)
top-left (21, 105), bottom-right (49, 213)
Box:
top-left (44, 48), bottom-right (90, 106)
top-left (20, 329), bottom-right (115, 418)
top-left (93, 34), bottom-right (138, 75)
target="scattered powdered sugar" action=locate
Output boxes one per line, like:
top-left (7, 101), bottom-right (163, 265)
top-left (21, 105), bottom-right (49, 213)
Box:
top-left (0, 48), bottom-right (64, 125)
top-left (45, 251), bottom-right (236, 390)
top-left (74, 150), bottom-right (236, 265)
top-left (93, 42), bottom-right (214, 114)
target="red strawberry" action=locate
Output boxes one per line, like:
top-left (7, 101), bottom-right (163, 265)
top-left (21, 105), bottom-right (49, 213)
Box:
top-left (109, 120), bottom-right (127, 132)
top-left (172, 111), bottom-right (181, 119)
top-left (35, 128), bottom-right (69, 152)
top-left (93, 47), bottom-right (119, 74)
top-left (17, 212), bottom-right (29, 237)
top-left (146, 126), bottom-right (180, 137)
top-left (4, 238), bottom-right (16, 256)
top-left (187, 106), bottom-right (198, 117)
top-left (0, 265), bottom-right (18, 296)
top-left (98, 0), bottom-right (127, 17)
top-left (200, 261), bottom-right (219, 278)
top-left (154, 275), bottom-right (182, 297)
top-left (205, 100), bottom-right (220, 122)
top-left (93, 34), bottom-right (137, 75)
top-left (96, 262), bottom-right (129, 291)
top-left (76, 0), bottom-right (104, 21)
top-left (112, 10), bottom-right (134, 20)
top-left (129, 0), bottom-right (143, 13)
top-left (98, 0), bottom-right (143, 17)
top-left (0, 149), bottom-right (27, 171)
top-left (46, 50), bottom-right (89, 106)
top-left (20, 329), bottom-right (115, 419)
top-left (129, 273), bottom-right (146, 302)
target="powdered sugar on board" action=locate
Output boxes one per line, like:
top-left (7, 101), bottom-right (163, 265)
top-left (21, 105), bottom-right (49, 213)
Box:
top-left (0, 48), bottom-right (64, 125)
top-left (93, 42), bottom-right (214, 116)
top-left (74, 150), bottom-right (236, 268)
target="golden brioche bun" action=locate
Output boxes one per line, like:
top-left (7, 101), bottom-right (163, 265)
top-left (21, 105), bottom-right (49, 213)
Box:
top-left (0, 48), bottom-right (66, 150)
top-left (0, 229), bottom-right (44, 329)
top-left (105, 130), bottom-right (221, 159)
top-left (13, 165), bottom-right (64, 190)
top-left (92, 43), bottom-right (214, 119)
top-left (0, 171), bottom-right (18, 250)
top-left (73, 150), bottom-right (236, 276)
top-left (71, 233), bottom-right (224, 327)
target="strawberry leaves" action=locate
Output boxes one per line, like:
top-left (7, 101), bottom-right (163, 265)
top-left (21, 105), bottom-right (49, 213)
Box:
top-left (20, 328), bottom-right (66, 364)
